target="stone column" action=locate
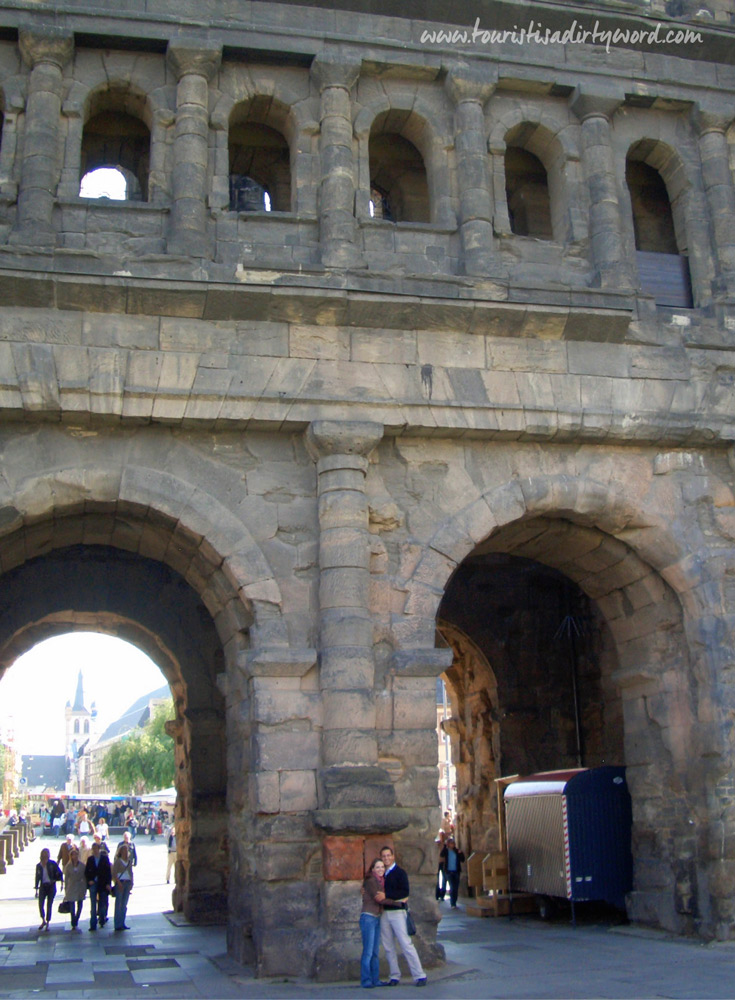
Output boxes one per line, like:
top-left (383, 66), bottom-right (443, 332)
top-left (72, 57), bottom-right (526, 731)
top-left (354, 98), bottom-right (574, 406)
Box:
top-left (166, 39), bottom-right (221, 257)
top-left (311, 53), bottom-right (362, 269)
top-left (306, 420), bottom-right (383, 778)
top-left (693, 108), bottom-right (735, 298)
top-left (570, 88), bottom-right (632, 291)
top-left (10, 27), bottom-right (73, 247)
top-left (445, 65), bottom-right (497, 276)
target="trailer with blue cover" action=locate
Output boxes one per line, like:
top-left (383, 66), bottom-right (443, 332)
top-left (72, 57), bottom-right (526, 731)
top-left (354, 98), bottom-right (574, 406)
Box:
top-left (504, 766), bottom-right (633, 921)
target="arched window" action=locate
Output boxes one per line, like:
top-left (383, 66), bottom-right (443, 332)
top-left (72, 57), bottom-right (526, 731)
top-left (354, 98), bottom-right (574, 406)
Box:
top-left (368, 126), bottom-right (430, 223)
top-left (229, 118), bottom-right (290, 213)
top-left (626, 146), bottom-right (692, 307)
top-left (505, 146), bottom-right (553, 240)
top-left (74, 719), bottom-right (80, 734)
top-left (80, 90), bottom-right (151, 201)
top-left (84, 719), bottom-right (90, 734)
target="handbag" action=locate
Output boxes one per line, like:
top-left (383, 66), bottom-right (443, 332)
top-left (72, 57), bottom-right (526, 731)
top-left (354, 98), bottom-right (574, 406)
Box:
top-left (57, 900), bottom-right (71, 913)
top-left (405, 907), bottom-right (417, 936)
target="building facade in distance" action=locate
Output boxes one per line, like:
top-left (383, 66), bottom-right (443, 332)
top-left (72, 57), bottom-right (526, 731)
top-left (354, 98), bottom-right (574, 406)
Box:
top-left (0, 0), bottom-right (734, 980)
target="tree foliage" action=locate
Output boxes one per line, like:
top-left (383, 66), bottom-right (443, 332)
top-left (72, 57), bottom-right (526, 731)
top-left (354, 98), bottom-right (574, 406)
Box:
top-left (101, 700), bottom-right (175, 794)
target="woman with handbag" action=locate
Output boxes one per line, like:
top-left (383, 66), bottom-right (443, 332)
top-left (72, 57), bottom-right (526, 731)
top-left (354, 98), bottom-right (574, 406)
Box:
top-left (34, 847), bottom-right (63, 931)
top-left (360, 858), bottom-right (386, 989)
top-left (111, 844), bottom-right (134, 931)
top-left (62, 847), bottom-right (87, 931)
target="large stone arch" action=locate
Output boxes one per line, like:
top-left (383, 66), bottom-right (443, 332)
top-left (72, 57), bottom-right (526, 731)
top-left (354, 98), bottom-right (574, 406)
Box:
top-left (400, 474), bottom-right (724, 936)
top-left (0, 543), bottom-right (228, 921)
top-left (0, 454), bottom-right (293, 950)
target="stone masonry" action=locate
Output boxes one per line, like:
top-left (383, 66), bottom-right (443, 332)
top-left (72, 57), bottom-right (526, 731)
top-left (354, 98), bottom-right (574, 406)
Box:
top-left (0, 0), bottom-right (735, 981)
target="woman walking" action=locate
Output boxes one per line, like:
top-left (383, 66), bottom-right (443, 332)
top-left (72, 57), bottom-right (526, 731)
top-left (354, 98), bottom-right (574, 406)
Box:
top-left (34, 847), bottom-right (63, 931)
top-left (360, 858), bottom-right (386, 989)
top-left (112, 844), bottom-right (134, 931)
top-left (62, 847), bottom-right (87, 931)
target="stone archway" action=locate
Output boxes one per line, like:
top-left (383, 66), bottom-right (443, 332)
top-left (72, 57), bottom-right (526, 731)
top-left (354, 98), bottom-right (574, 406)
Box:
top-left (0, 543), bottom-right (229, 922)
top-left (401, 475), bottom-right (723, 937)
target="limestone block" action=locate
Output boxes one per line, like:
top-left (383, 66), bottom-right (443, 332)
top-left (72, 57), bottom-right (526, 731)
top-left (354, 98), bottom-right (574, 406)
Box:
top-left (319, 567), bottom-right (369, 609)
top-left (251, 677), bottom-right (321, 726)
top-left (322, 729), bottom-right (378, 767)
top-left (252, 725), bottom-right (320, 772)
top-left (290, 324), bottom-right (350, 360)
top-left (487, 338), bottom-right (567, 373)
top-left (249, 771), bottom-right (279, 814)
top-left (254, 840), bottom-right (313, 881)
top-left (255, 880), bottom-right (320, 932)
top-left (378, 730), bottom-right (439, 766)
top-left (279, 770), bottom-right (318, 813)
top-left (393, 767), bottom-right (442, 808)
top-left (417, 329), bottom-right (485, 369)
top-left (319, 765), bottom-right (396, 809)
top-left (392, 680), bottom-right (438, 730)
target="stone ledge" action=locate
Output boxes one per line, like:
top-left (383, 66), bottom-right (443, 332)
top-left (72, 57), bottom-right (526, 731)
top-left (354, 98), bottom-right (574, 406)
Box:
top-left (0, 261), bottom-right (634, 341)
top-left (392, 648), bottom-right (454, 676)
top-left (238, 647), bottom-right (317, 677)
top-left (311, 806), bottom-right (413, 834)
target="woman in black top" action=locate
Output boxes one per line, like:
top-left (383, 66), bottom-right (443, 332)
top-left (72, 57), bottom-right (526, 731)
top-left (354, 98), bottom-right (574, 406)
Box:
top-left (34, 847), bottom-right (63, 931)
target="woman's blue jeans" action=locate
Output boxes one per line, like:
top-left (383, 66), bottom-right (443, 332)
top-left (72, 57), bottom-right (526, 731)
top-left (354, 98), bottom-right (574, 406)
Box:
top-left (360, 912), bottom-right (381, 987)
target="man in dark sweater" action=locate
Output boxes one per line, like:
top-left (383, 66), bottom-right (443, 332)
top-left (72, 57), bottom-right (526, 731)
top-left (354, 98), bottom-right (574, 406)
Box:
top-left (379, 846), bottom-right (427, 987)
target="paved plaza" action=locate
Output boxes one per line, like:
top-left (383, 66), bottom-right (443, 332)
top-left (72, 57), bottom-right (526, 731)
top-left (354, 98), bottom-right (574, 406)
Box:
top-left (1, 835), bottom-right (734, 999)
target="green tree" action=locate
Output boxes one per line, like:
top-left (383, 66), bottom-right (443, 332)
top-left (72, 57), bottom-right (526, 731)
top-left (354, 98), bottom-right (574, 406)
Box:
top-left (101, 700), bottom-right (175, 794)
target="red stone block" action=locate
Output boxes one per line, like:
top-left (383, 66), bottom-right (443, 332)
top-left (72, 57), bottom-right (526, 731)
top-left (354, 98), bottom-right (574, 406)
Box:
top-left (322, 836), bottom-right (364, 880)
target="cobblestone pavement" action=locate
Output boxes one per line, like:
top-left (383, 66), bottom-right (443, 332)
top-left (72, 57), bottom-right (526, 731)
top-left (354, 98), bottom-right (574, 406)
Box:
top-left (2, 834), bottom-right (735, 999)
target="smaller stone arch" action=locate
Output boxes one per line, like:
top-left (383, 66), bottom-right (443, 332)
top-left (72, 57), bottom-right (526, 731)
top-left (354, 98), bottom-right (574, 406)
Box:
top-left (227, 95), bottom-right (294, 212)
top-left (211, 71), bottom-right (316, 215)
top-left (625, 138), bottom-right (695, 307)
top-left (76, 81), bottom-right (154, 201)
top-left (354, 96), bottom-right (454, 227)
top-left (488, 108), bottom-right (581, 244)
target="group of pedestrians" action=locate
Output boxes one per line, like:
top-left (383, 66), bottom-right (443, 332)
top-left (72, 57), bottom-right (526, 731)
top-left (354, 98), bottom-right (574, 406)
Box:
top-left (34, 832), bottom-right (136, 933)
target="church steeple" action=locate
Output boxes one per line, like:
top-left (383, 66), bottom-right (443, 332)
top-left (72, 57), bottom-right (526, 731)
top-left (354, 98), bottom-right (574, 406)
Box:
top-left (72, 669), bottom-right (86, 712)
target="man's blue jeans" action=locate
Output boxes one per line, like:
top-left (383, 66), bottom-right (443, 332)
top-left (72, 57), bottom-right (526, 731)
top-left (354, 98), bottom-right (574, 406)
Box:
top-left (359, 912), bottom-right (381, 987)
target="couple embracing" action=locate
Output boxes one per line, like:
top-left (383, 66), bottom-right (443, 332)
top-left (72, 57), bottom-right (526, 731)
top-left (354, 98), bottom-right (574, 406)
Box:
top-left (360, 845), bottom-right (427, 989)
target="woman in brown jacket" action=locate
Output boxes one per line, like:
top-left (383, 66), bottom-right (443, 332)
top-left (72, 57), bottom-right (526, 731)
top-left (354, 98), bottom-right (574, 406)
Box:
top-left (360, 858), bottom-right (386, 989)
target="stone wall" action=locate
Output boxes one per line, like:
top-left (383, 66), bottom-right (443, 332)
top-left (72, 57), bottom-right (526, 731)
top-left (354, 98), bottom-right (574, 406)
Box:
top-left (0, 0), bottom-right (733, 980)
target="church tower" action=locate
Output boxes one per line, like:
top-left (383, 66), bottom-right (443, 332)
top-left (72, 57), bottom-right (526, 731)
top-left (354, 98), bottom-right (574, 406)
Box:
top-left (64, 670), bottom-right (95, 791)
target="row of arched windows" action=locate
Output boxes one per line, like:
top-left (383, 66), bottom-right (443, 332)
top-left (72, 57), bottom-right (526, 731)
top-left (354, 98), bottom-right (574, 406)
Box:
top-left (0, 80), bottom-right (696, 307)
top-left (73, 718), bottom-right (90, 734)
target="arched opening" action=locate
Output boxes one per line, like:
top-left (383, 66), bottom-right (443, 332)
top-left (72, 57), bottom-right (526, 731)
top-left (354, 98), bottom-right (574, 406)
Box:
top-left (369, 116), bottom-right (430, 223)
top-left (229, 107), bottom-right (291, 213)
top-left (79, 166), bottom-right (127, 200)
top-left (80, 88), bottom-right (152, 202)
top-left (626, 143), bottom-right (693, 307)
top-left (505, 146), bottom-right (553, 240)
top-left (0, 543), bottom-right (228, 924)
top-left (432, 512), bottom-right (703, 933)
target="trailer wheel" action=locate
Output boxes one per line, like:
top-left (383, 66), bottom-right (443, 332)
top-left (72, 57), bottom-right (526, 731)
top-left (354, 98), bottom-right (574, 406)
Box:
top-left (536, 895), bottom-right (556, 921)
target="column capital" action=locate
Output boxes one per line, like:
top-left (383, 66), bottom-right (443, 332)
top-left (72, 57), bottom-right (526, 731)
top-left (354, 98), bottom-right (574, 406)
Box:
top-left (305, 420), bottom-right (383, 462)
top-left (18, 27), bottom-right (73, 70)
top-left (569, 87), bottom-right (623, 123)
top-left (444, 63), bottom-right (497, 106)
top-left (691, 105), bottom-right (734, 137)
top-left (166, 38), bottom-right (222, 82)
top-left (310, 50), bottom-right (361, 93)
